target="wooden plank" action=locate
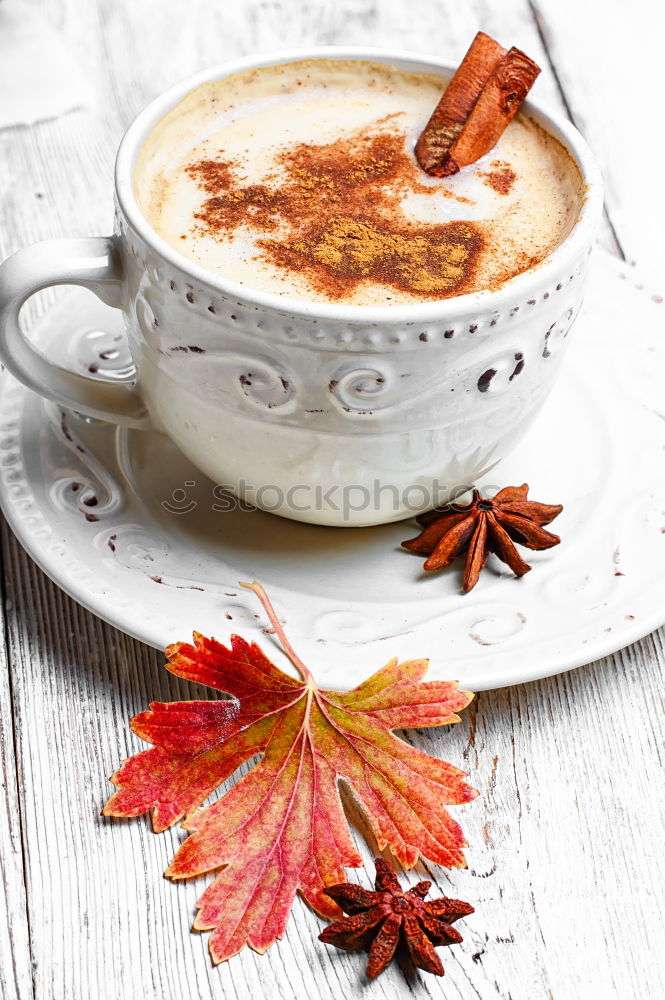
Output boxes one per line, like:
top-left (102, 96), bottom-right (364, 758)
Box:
top-left (531, 0), bottom-right (665, 284)
top-left (0, 559), bottom-right (33, 999)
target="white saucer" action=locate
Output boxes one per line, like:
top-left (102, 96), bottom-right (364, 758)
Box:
top-left (1, 250), bottom-right (664, 690)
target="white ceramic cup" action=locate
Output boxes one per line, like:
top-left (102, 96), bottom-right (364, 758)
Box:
top-left (0, 47), bottom-right (603, 527)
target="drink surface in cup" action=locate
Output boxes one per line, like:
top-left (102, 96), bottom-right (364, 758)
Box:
top-left (135, 59), bottom-right (585, 306)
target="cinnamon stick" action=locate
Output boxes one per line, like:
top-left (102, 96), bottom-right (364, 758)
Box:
top-left (415, 32), bottom-right (541, 177)
top-left (415, 32), bottom-right (506, 175)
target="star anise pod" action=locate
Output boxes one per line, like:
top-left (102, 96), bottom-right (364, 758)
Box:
top-left (318, 858), bottom-right (473, 979)
top-left (402, 483), bottom-right (563, 592)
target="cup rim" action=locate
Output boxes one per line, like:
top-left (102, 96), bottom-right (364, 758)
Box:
top-left (115, 45), bottom-right (604, 323)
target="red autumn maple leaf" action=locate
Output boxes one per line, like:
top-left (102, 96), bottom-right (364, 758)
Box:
top-left (104, 582), bottom-right (476, 964)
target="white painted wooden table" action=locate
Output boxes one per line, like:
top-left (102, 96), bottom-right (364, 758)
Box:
top-left (1, 2), bottom-right (664, 997)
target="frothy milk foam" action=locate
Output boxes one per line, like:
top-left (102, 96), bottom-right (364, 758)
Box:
top-left (135, 60), bottom-right (584, 305)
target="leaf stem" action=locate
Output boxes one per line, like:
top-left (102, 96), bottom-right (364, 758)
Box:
top-left (239, 580), bottom-right (314, 684)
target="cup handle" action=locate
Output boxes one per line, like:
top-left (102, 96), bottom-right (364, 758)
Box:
top-left (0, 236), bottom-right (149, 426)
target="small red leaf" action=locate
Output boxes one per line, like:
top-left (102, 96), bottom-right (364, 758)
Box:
top-left (104, 582), bottom-right (476, 963)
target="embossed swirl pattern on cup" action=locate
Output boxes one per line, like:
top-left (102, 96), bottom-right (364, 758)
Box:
top-left (132, 318), bottom-right (576, 432)
top-left (127, 288), bottom-right (580, 437)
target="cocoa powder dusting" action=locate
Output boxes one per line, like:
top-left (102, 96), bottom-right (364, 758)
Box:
top-left (185, 129), bottom-right (485, 299)
top-left (262, 217), bottom-right (479, 299)
top-left (479, 161), bottom-right (516, 195)
top-left (187, 160), bottom-right (235, 193)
